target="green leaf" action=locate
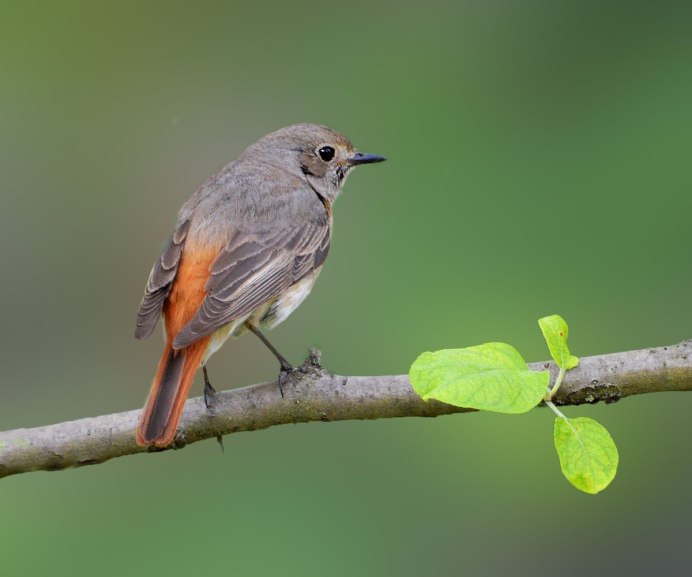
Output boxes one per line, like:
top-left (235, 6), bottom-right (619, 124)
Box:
top-left (538, 315), bottom-right (579, 370)
top-left (554, 417), bottom-right (619, 494)
top-left (409, 342), bottom-right (549, 413)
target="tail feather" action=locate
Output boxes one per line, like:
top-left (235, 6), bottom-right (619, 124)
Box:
top-left (136, 336), bottom-right (210, 448)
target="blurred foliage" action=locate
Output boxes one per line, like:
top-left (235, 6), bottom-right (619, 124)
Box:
top-left (1, 1), bottom-right (691, 575)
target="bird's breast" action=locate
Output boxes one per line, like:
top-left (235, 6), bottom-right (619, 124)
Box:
top-left (260, 268), bottom-right (323, 330)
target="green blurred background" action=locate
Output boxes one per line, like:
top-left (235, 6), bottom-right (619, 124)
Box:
top-left (1, 0), bottom-right (691, 575)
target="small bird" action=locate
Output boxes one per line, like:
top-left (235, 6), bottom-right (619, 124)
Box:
top-left (134, 124), bottom-right (386, 448)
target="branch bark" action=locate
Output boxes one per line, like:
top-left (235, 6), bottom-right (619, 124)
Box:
top-left (1, 340), bottom-right (690, 479)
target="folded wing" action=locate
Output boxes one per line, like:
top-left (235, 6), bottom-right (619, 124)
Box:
top-left (172, 219), bottom-right (330, 349)
top-left (135, 219), bottom-right (191, 340)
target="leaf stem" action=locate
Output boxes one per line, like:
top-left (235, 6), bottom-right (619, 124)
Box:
top-left (544, 366), bottom-right (566, 401)
top-left (545, 400), bottom-right (567, 420)
top-left (546, 400), bottom-right (579, 436)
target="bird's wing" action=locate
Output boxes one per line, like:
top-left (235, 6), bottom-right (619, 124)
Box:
top-left (134, 219), bottom-right (191, 340)
top-left (172, 218), bottom-right (330, 349)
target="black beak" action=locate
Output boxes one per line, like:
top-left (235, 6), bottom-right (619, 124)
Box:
top-left (348, 151), bottom-right (387, 166)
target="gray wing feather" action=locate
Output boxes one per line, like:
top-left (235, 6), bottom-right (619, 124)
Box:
top-left (134, 219), bottom-right (191, 339)
top-left (172, 220), bottom-right (329, 349)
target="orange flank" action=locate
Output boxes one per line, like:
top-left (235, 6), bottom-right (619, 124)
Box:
top-left (136, 245), bottom-right (219, 448)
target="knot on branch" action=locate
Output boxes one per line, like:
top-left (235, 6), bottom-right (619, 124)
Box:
top-left (556, 380), bottom-right (622, 405)
top-left (281, 348), bottom-right (327, 390)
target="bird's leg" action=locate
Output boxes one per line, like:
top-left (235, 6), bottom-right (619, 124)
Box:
top-left (202, 365), bottom-right (224, 450)
top-left (202, 365), bottom-right (217, 409)
top-left (245, 323), bottom-right (293, 397)
top-left (246, 323), bottom-right (293, 370)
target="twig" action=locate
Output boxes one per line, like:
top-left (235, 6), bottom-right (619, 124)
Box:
top-left (1, 341), bottom-right (690, 479)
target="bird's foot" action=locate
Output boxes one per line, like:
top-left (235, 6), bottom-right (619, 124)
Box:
top-left (204, 381), bottom-right (218, 409)
top-left (202, 365), bottom-right (218, 410)
top-left (277, 361), bottom-right (295, 398)
top-left (276, 349), bottom-right (326, 397)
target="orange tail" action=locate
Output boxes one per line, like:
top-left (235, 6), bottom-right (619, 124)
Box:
top-left (136, 336), bottom-right (210, 448)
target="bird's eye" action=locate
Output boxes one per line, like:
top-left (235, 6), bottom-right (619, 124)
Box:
top-left (317, 146), bottom-right (335, 162)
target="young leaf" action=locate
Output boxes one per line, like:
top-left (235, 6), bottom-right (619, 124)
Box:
top-left (409, 343), bottom-right (549, 414)
top-left (538, 315), bottom-right (579, 370)
top-left (554, 416), bottom-right (619, 494)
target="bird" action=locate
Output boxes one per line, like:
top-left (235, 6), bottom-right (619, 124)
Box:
top-left (134, 123), bottom-right (386, 448)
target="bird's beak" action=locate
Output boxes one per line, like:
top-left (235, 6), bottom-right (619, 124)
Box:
top-left (348, 151), bottom-right (387, 166)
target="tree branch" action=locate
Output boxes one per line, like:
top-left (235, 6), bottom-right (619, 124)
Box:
top-left (1, 341), bottom-right (690, 479)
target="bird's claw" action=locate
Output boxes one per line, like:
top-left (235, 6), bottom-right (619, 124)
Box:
top-left (204, 381), bottom-right (218, 410)
top-left (278, 362), bottom-right (295, 398)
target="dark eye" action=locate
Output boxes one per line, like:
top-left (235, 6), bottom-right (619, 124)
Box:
top-left (317, 146), bottom-right (335, 162)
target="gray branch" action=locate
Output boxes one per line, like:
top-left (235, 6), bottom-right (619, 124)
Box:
top-left (1, 341), bottom-right (690, 479)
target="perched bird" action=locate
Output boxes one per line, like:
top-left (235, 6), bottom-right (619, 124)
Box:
top-left (134, 123), bottom-right (386, 447)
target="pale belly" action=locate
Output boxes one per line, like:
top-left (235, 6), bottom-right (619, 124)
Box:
top-left (200, 268), bottom-right (322, 364)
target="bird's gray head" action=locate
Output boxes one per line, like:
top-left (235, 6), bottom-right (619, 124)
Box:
top-left (242, 123), bottom-right (386, 203)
